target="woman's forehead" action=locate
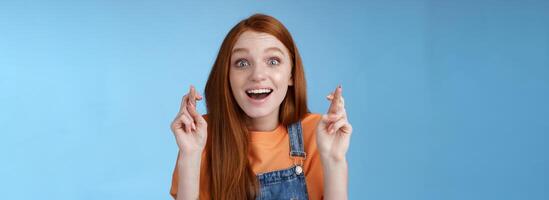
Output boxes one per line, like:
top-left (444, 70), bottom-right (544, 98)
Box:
top-left (232, 31), bottom-right (288, 54)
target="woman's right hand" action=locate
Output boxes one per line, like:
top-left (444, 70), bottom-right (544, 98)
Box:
top-left (170, 85), bottom-right (208, 155)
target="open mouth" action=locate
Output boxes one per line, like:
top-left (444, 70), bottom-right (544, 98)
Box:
top-left (246, 88), bottom-right (273, 100)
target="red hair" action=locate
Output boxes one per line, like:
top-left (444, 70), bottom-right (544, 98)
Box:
top-left (204, 13), bottom-right (309, 199)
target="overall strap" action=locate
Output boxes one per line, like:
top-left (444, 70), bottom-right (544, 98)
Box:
top-left (287, 121), bottom-right (306, 159)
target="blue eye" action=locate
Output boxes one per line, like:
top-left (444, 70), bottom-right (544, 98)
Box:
top-left (268, 57), bottom-right (280, 65)
top-left (236, 59), bottom-right (250, 68)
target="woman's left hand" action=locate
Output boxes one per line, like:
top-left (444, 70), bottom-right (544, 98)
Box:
top-left (316, 85), bottom-right (353, 163)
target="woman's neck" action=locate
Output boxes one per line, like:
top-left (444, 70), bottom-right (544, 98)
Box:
top-left (247, 109), bottom-right (280, 132)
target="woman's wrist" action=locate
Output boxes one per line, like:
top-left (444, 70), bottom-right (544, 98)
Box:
top-left (179, 148), bottom-right (203, 159)
top-left (177, 149), bottom-right (202, 167)
top-left (321, 155), bottom-right (347, 170)
top-left (321, 154), bottom-right (348, 200)
top-left (320, 152), bottom-right (347, 166)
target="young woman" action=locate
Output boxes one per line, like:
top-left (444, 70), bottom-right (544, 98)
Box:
top-left (170, 14), bottom-right (352, 200)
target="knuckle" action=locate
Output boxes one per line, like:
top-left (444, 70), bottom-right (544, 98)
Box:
top-left (171, 119), bottom-right (179, 126)
top-left (179, 116), bottom-right (190, 123)
top-left (170, 123), bottom-right (179, 132)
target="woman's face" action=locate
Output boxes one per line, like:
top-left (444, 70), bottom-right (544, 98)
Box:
top-left (229, 31), bottom-right (293, 120)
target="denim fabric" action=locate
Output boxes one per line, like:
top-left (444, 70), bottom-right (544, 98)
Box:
top-left (256, 165), bottom-right (309, 200)
top-left (256, 122), bottom-right (309, 200)
top-left (288, 122), bottom-right (306, 158)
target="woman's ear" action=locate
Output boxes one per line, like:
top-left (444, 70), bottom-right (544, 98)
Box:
top-left (288, 76), bottom-right (294, 86)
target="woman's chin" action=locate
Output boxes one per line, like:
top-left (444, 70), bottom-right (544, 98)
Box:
top-left (243, 108), bottom-right (276, 120)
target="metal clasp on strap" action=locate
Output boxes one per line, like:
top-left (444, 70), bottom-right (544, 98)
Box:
top-left (291, 153), bottom-right (307, 175)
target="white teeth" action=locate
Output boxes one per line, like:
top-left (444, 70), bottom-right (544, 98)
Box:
top-left (246, 88), bottom-right (272, 94)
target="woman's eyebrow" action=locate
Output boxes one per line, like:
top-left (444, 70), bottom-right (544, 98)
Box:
top-left (232, 48), bottom-right (249, 54)
top-left (264, 47), bottom-right (285, 55)
top-left (231, 47), bottom-right (285, 55)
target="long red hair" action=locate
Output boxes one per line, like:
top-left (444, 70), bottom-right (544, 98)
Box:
top-left (204, 13), bottom-right (309, 199)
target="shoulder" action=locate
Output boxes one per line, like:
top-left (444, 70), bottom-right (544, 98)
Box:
top-left (301, 113), bottom-right (322, 129)
top-left (299, 113), bottom-right (322, 143)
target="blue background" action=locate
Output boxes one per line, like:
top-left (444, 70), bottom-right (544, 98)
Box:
top-left (1, 0), bottom-right (548, 199)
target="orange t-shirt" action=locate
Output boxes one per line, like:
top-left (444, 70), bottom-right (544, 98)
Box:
top-left (170, 113), bottom-right (324, 199)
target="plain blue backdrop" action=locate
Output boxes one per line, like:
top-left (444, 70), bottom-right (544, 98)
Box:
top-left (1, 0), bottom-right (548, 199)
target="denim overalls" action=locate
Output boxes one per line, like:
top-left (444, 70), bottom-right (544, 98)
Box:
top-left (255, 122), bottom-right (309, 200)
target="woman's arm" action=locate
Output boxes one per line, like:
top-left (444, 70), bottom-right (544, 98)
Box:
top-left (316, 85), bottom-right (353, 199)
top-left (170, 85), bottom-right (207, 200)
top-left (321, 156), bottom-right (348, 200)
top-left (176, 152), bottom-right (202, 200)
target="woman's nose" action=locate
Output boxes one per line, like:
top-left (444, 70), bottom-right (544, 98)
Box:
top-left (250, 64), bottom-right (267, 82)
